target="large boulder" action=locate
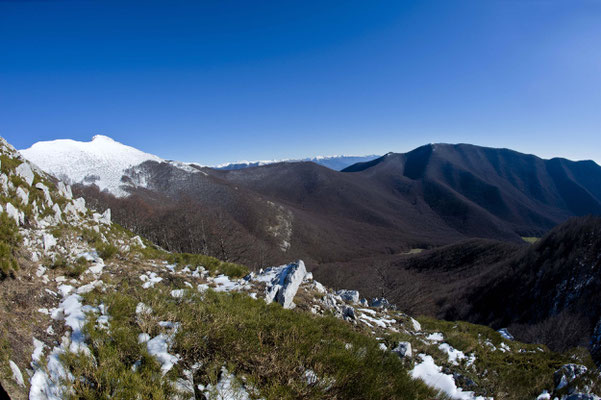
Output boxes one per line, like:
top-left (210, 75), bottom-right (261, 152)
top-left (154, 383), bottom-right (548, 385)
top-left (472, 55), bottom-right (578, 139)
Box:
top-left (264, 261), bottom-right (307, 309)
top-left (15, 162), bottom-right (34, 186)
top-left (5, 203), bottom-right (24, 225)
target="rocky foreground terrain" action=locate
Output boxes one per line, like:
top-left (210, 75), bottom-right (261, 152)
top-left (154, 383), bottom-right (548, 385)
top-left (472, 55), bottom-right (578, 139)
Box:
top-left (1, 135), bottom-right (600, 399)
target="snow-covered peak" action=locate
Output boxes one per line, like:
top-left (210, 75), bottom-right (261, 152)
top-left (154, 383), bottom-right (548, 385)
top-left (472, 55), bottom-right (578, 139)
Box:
top-left (20, 135), bottom-right (162, 197)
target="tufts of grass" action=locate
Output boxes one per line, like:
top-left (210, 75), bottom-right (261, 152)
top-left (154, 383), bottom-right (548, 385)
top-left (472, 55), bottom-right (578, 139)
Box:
top-left (0, 212), bottom-right (21, 279)
top-left (71, 283), bottom-right (437, 400)
top-left (62, 290), bottom-right (176, 399)
top-left (95, 240), bottom-right (118, 260)
top-left (0, 154), bottom-right (22, 175)
top-left (166, 252), bottom-right (249, 278)
top-left (412, 316), bottom-right (599, 400)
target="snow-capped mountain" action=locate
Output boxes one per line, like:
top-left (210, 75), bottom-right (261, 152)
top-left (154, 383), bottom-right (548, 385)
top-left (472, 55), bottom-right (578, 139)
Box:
top-left (214, 154), bottom-right (380, 171)
top-left (20, 135), bottom-right (162, 197)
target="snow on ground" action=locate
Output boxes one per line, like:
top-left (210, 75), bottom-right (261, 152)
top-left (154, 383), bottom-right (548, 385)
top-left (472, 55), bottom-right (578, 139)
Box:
top-left (411, 354), bottom-right (490, 400)
top-left (438, 343), bottom-right (467, 365)
top-left (20, 135), bottom-right (162, 197)
top-left (144, 334), bottom-right (179, 375)
top-left (199, 367), bottom-right (253, 400)
top-left (426, 332), bottom-right (444, 342)
top-left (140, 271), bottom-right (163, 288)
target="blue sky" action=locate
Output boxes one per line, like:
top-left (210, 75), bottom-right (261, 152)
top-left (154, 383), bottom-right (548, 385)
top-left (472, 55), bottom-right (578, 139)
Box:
top-left (1, 0), bottom-right (600, 165)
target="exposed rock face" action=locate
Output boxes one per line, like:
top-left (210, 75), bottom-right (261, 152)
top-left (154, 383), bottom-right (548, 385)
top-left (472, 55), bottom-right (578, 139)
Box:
top-left (16, 187), bottom-right (29, 205)
top-left (274, 261), bottom-right (307, 309)
top-left (262, 261), bottom-right (307, 309)
top-left (6, 202), bottom-right (24, 225)
top-left (15, 162), bottom-right (34, 186)
top-left (336, 289), bottom-right (360, 304)
top-left (57, 181), bottom-right (72, 200)
top-left (35, 183), bottom-right (53, 206)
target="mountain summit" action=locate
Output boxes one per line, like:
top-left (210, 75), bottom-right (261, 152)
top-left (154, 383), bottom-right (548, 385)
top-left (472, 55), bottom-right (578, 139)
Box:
top-left (20, 135), bottom-right (162, 196)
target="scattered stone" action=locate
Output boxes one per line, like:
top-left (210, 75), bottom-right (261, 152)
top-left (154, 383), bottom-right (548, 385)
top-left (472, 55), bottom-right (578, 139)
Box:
top-left (392, 341), bottom-right (412, 358)
top-left (554, 364), bottom-right (588, 390)
top-left (336, 289), bottom-right (360, 304)
top-left (132, 235), bottom-right (146, 248)
top-left (343, 305), bottom-right (356, 321)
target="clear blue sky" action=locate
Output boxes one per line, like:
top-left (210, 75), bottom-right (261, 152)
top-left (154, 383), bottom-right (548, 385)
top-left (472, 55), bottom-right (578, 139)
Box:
top-left (1, 0), bottom-right (600, 165)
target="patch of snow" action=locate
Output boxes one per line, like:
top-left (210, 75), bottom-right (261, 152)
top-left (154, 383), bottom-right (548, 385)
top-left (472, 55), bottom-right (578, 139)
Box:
top-left (136, 302), bottom-right (153, 315)
top-left (140, 271), bottom-right (163, 288)
top-left (411, 354), bottom-right (489, 400)
top-left (200, 366), bottom-right (252, 400)
top-left (146, 334), bottom-right (179, 375)
top-left (439, 343), bottom-right (467, 365)
top-left (427, 332), bottom-right (444, 342)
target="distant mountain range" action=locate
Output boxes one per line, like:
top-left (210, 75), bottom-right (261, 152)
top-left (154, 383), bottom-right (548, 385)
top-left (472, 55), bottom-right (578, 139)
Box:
top-left (20, 136), bottom-right (601, 270)
top-left (214, 155), bottom-right (380, 171)
top-left (20, 136), bottom-right (379, 196)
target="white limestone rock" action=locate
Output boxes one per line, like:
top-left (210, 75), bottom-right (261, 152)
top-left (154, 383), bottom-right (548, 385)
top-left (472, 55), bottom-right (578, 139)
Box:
top-left (0, 173), bottom-right (8, 193)
top-left (132, 235), bottom-right (146, 249)
top-left (5, 203), bottom-right (23, 225)
top-left (15, 162), bottom-right (34, 186)
top-left (16, 186), bottom-right (29, 205)
top-left (35, 182), bottom-right (53, 206)
top-left (43, 233), bottom-right (57, 252)
top-left (52, 203), bottom-right (62, 223)
top-left (265, 260), bottom-right (307, 309)
top-left (392, 342), bottom-right (412, 358)
top-left (57, 181), bottom-right (73, 200)
top-left (98, 208), bottom-right (111, 225)
top-left (71, 197), bottom-right (86, 215)
top-left (336, 289), bottom-right (360, 304)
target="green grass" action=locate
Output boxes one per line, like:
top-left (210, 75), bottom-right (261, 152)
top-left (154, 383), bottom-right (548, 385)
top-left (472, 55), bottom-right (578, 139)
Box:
top-left (521, 236), bottom-right (540, 244)
top-left (166, 252), bottom-right (248, 278)
top-left (95, 240), bottom-right (119, 260)
top-left (69, 284), bottom-right (437, 400)
top-left (0, 212), bottom-right (21, 278)
top-left (407, 316), bottom-right (600, 400)
top-left (0, 154), bottom-right (22, 175)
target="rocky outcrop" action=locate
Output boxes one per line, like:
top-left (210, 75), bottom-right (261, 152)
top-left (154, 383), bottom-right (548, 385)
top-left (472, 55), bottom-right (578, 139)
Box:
top-left (262, 261), bottom-right (307, 309)
top-left (15, 162), bottom-right (34, 186)
top-left (336, 289), bottom-right (360, 304)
